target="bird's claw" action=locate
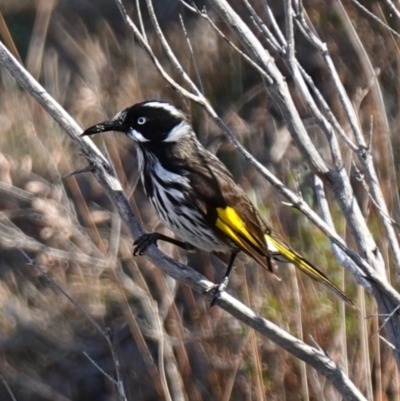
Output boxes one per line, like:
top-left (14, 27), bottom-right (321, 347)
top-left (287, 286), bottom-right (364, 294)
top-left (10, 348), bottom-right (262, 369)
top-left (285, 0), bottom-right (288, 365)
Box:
top-left (203, 277), bottom-right (229, 307)
top-left (133, 233), bottom-right (159, 256)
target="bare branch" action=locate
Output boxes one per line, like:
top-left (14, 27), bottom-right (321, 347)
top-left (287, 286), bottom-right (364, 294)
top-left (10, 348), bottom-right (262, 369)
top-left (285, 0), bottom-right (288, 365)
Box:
top-left (114, 0), bottom-right (202, 103)
top-left (351, 0), bottom-right (400, 39)
top-left (384, 0), bottom-right (400, 20)
top-left (83, 351), bottom-right (119, 386)
top-left (296, 62), bottom-right (358, 151)
top-left (284, 0), bottom-right (295, 64)
top-left (0, 375), bottom-right (17, 401)
top-left (314, 177), bottom-right (372, 292)
top-left (352, 162), bottom-right (400, 230)
top-left (261, 0), bottom-right (287, 47)
top-left (183, 4), bottom-right (273, 80)
top-left (135, 0), bottom-right (147, 41)
top-left (376, 303), bottom-right (400, 334)
top-left (210, 0), bottom-right (330, 174)
top-left (105, 328), bottom-right (128, 401)
top-left (179, 14), bottom-right (204, 94)
top-left (242, 0), bottom-right (283, 52)
top-left (145, 0), bottom-right (201, 95)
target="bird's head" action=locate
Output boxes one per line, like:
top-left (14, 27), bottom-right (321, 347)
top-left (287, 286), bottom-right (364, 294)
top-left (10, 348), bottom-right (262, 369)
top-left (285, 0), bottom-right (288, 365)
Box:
top-left (81, 101), bottom-right (192, 143)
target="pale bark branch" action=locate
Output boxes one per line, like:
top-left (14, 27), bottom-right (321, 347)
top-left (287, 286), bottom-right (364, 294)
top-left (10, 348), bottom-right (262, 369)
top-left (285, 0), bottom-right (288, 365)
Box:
top-left (314, 176), bottom-right (372, 292)
top-left (351, 0), bottom-right (400, 38)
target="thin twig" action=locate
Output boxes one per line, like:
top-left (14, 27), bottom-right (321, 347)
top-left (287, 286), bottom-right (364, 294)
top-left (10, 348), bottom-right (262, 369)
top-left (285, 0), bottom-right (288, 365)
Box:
top-left (379, 335), bottom-right (396, 350)
top-left (352, 152), bottom-right (400, 230)
top-left (308, 335), bottom-right (324, 353)
top-left (18, 249), bottom-right (107, 336)
top-left (114, 0), bottom-right (201, 103)
top-left (18, 249), bottom-right (127, 401)
top-left (375, 303), bottom-right (400, 334)
top-left (249, 15), bottom-right (281, 52)
top-left (154, 303), bottom-right (173, 401)
top-left (0, 375), bottom-right (17, 401)
top-left (106, 328), bottom-right (128, 401)
top-left (242, 0), bottom-right (283, 52)
top-left (179, 14), bottom-right (204, 94)
top-left (351, 0), bottom-right (400, 39)
top-left (84, 351), bottom-right (118, 385)
top-left (296, 62), bottom-right (358, 151)
top-left (145, 0), bottom-right (201, 95)
top-left (261, 0), bottom-right (287, 47)
top-left (187, 4), bottom-right (273, 81)
top-left (135, 0), bottom-right (147, 41)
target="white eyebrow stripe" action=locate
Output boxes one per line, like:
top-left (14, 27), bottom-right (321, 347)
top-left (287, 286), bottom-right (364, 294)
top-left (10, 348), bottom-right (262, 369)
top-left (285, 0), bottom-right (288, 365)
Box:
top-left (144, 102), bottom-right (185, 119)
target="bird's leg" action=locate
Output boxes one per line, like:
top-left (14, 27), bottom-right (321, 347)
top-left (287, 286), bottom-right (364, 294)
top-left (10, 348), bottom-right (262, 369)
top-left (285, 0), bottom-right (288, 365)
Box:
top-left (133, 232), bottom-right (195, 256)
top-left (266, 253), bottom-right (274, 273)
top-left (210, 252), bottom-right (238, 307)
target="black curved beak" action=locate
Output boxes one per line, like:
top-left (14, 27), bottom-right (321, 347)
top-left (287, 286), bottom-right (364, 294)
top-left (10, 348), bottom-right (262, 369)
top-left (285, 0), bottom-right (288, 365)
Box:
top-left (81, 120), bottom-right (124, 136)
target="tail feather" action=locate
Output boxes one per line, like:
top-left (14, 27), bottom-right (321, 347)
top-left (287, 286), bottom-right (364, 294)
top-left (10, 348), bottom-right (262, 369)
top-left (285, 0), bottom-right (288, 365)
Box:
top-left (265, 234), bottom-right (355, 307)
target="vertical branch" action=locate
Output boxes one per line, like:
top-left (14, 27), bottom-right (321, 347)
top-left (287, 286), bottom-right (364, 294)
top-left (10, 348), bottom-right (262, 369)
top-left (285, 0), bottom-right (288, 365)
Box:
top-left (283, 0), bottom-right (295, 63)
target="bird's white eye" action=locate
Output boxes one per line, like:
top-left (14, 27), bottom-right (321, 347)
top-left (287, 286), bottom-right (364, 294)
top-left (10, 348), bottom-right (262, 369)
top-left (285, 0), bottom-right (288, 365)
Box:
top-left (137, 117), bottom-right (147, 125)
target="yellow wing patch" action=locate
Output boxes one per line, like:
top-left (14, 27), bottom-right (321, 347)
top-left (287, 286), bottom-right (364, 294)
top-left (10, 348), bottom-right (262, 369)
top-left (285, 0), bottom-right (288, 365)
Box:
top-left (216, 207), bottom-right (354, 306)
top-left (216, 206), bottom-right (261, 250)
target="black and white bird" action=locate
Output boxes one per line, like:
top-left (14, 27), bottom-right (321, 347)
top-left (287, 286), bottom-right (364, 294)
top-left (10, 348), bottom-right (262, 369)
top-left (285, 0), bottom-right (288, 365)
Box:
top-left (82, 100), bottom-right (353, 306)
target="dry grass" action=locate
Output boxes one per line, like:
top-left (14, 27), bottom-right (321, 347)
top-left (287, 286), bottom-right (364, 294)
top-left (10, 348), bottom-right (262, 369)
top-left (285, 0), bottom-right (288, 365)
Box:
top-left (0, 1), bottom-right (400, 400)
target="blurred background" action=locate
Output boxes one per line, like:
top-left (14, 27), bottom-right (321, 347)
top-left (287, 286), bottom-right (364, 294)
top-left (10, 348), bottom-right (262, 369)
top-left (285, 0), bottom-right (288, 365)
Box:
top-left (0, 0), bottom-right (400, 400)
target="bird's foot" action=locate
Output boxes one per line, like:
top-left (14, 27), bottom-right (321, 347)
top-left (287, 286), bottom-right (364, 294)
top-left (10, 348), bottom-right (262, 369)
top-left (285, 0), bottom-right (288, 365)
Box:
top-left (203, 277), bottom-right (229, 307)
top-left (133, 233), bottom-right (160, 256)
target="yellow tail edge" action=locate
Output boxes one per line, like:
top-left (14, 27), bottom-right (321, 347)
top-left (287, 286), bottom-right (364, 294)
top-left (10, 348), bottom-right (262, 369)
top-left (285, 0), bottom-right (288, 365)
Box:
top-left (265, 234), bottom-right (355, 307)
